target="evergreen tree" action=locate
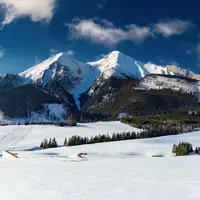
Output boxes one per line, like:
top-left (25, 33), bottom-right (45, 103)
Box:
top-left (172, 144), bottom-right (177, 154)
top-left (112, 133), bottom-right (116, 141)
top-left (52, 138), bottom-right (58, 148)
top-left (40, 141), bottom-right (44, 149)
top-left (43, 138), bottom-right (48, 149)
top-left (89, 136), bottom-right (94, 144)
top-left (195, 147), bottom-right (198, 154)
top-left (64, 138), bottom-right (68, 146)
top-left (48, 139), bottom-right (52, 148)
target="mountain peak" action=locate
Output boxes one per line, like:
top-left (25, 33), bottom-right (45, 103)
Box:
top-left (89, 50), bottom-right (146, 79)
top-left (108, 50), bottom-right (121, 57)
top-left (106, 50), bottom-right (133, 61)
top-left (19, 52), bottom-right (63, 83)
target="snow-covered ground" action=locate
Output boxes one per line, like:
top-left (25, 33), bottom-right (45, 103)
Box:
top-left (137, 75), bottom-right (200, 93)
top-left (0, 121), bottom-right (140, 151)
top-left (0, 121), bottom-right (200, 199)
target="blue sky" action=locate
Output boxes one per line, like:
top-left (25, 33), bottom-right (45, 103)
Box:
top-left (0, 0), bottom-right (200, 74)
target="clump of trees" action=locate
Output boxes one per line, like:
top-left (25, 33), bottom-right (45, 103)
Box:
top-left (172, 142), bottom-right (193, 156)
top-left (24, 121), bottom-right (77, 127)
top-left (172, 142), bottom-right (200, 156)
top-left (40, 138), bottom-right (58, 149)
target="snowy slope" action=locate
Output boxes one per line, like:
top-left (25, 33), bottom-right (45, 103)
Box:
top-left (137, 75), bottom-right (200, 94)
top-left (12, 104), bottom-right (66, 124)
top-left (88, 51), bottom-right (176, 79)
top-left (19, 53), bottom-right (63, 84)
top-left (88, 51), bottom-right (147, 79)
top-left (0, 122), bottom-right (199, 199)
top-left (0, 121), bottom-right (140, 151)
top-left (20, 52), bottom-right (98, 108)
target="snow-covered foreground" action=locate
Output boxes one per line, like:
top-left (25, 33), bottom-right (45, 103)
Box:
top-left (0, 121), bottom-right (200, 199)
top-left (0, 121), bottom-right (140, 151)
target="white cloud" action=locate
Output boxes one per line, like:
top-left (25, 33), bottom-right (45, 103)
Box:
top-left (0, 0), bottom-right (58, 26)
top-left (67, 50), bottom-right (75, 56)
top-left (67, 18), bottom-right (153, 46)
top-left (153, 19), bottom-right (194, 37)
top-left (67, 18), bottom-right (195, 46)
top-left (0, 47), bottom-right (4, 58)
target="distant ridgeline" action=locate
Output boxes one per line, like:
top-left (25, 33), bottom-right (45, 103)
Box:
top-left (0, 51), bottom-right (199, 124)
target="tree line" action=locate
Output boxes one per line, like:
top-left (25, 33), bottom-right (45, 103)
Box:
top-left (25, 120), bottom-right (77, 127)
top-left (66, 127), bottom-right (181, 146)
top-left (40, 126), bottom-right (185, 148)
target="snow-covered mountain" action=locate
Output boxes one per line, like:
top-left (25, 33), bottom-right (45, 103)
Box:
top-left (20, 50), bottom-right (200, 85)
top-left (20, 52), bottom-right (98, 108)
top-left (88, 51), bottom-right (176, 79)
top-left (89, 51), bottom-right (200, 80)
top-left (0, 50), bottom-right (197, 122)
top-left (17, 50), bottom-right (200, 109)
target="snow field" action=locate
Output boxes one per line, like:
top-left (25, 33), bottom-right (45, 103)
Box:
top-left (0, 121), bottom-right (140, 151)
top-left (0, 121), bottom-right (199, 199)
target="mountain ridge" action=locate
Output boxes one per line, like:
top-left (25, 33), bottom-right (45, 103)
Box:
top-left (19, 50), bottom-right (200, 83)
top-left (0, 50), bottom-right (199, 123)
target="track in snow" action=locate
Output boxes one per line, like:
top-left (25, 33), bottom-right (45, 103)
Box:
top-left (0, 126), bottom-right (19, 141)
top-left (8, 127), bottom-right (32, 150)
